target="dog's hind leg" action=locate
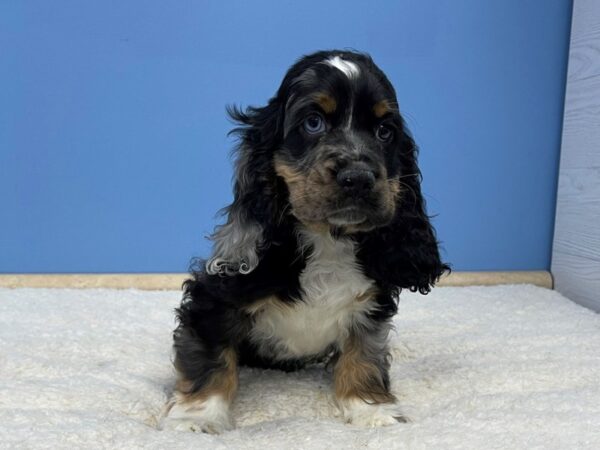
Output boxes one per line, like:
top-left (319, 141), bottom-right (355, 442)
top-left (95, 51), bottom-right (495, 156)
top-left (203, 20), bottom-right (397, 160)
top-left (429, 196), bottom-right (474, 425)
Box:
top-left (161, 340), bottom-right (238, 434)
top-left (160, 272), bottom-right (251, 433)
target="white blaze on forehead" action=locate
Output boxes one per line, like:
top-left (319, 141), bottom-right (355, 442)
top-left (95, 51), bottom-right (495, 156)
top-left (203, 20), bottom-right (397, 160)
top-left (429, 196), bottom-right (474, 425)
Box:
top-left (326, 55), bottom-right (360, 79)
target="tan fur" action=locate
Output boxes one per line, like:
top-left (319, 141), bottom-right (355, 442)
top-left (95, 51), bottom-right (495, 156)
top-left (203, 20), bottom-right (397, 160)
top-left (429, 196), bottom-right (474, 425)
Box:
top-left (373, 100), bottom-right (392, 118)
top-left (315, 93), bottom-right (337, 114)
top-left (176, 348), bottom-right (239, 404)
top-left (384, 177), bottom-right (401, 211)
top-left (275, 157), bottom-right (400, 233)
top-left (274, 159), bottom-right (306, 185)
top-left (302, 221), bottom-right (333, 234)
top-left (334, 336), bottom-right (396, 404)
top-left (274, 157), bottom-right (339, 225)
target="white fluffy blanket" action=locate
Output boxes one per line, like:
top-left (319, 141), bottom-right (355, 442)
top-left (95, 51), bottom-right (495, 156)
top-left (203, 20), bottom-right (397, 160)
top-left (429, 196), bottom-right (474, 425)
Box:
top-left (1, 285), bottom-right (599, 449)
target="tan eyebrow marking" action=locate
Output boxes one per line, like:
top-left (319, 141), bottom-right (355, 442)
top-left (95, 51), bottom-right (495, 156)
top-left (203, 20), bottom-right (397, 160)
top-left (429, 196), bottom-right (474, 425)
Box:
top-left (373, 100), bottom-right (392, 118)
top-left (315, 93), bottom-right (337, 114)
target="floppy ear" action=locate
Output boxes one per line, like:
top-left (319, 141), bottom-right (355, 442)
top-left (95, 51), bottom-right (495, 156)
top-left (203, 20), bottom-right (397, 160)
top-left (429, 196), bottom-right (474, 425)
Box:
top-left (205, 99), bottom-right (283, 276)
top-left (358, 125), bottom-right (449, 294)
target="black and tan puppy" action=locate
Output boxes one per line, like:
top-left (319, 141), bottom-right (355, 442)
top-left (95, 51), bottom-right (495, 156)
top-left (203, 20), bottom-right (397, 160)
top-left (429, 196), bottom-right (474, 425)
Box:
top-left (163, 50), bottom-right (448, 433)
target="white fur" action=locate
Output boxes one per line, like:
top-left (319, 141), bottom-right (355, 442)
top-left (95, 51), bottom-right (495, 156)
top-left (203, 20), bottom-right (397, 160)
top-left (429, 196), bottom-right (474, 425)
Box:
top-left (326, 56), bottom-right (360, 79)
top-left (324, 56), bottom-right (358, 130)
top-left (206, 221), bottom-right (263, 276)
top-left (338, 398), bottom-right (406, 427)
top-left (4, 285), bottom-right (600, 447)
top-left (160, 394), bottom-right (232, 434)
top-left (249, 230), bottom-right (376, 359)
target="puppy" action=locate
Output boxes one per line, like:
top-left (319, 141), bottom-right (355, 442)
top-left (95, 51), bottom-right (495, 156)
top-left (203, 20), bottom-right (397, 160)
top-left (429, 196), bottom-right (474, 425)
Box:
top-left (163, 50), bottom-right (448, 433)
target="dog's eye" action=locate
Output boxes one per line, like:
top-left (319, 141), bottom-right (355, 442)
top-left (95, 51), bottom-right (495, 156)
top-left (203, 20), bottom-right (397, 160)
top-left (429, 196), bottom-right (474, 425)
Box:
top-left (376, 124), bottom-right (394, 142)
top-left (303, 114), bottom-right (326, 134)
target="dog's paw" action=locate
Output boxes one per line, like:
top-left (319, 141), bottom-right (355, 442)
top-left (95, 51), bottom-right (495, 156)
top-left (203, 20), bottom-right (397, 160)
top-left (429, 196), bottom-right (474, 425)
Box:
top-left (159, 394), bottom-right (233, 434)
top-left (339, 398), bottom-right (409, 427)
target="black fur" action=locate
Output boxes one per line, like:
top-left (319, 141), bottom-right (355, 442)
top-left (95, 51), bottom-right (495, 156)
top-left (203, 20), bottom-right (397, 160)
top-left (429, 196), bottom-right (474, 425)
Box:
top-left (173, 50), bottom-right (449, 395)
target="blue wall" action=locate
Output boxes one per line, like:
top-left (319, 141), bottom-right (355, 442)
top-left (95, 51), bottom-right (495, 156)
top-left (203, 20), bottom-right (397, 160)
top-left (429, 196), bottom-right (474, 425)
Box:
top-left (0, 0), bottom-right (572, 273)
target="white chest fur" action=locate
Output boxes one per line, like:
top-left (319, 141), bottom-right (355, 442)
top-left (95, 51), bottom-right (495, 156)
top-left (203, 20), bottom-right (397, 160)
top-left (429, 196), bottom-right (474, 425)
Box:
top-left (249, 231), bottom-right (376, 360)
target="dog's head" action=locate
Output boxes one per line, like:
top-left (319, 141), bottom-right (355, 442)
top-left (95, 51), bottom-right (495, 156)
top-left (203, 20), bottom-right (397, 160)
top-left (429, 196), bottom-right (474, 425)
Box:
top-left (206, 50), bottom-right (448, 292)
top-left (272, 52), bottom-right (403, 233)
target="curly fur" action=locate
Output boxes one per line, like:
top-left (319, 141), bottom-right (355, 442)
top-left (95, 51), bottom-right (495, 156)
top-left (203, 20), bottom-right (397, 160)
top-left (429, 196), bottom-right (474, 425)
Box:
top-left (164, 50), bottom-right (449, 433)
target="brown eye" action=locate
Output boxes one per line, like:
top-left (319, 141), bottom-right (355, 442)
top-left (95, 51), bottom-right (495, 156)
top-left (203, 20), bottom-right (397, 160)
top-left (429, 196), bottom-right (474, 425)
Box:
top-left (376, 124), bottom-right (393, 142)
top-left (303, 114), bottom-right (326, 134)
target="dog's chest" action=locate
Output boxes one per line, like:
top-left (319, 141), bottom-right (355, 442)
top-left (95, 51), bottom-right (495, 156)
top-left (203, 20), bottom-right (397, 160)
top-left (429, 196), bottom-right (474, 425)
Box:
top-left (249, 232), bottom-right (375, 360)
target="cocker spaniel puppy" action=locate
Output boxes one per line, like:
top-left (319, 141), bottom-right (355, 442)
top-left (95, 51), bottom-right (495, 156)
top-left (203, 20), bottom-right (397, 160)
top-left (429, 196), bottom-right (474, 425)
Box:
top-left (163, 50), bottom-right (448, 433)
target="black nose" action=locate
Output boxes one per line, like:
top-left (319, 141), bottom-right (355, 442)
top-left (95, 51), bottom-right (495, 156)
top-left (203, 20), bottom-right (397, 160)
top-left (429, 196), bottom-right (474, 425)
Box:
top-left (336, 168), bottom-right (376, 194)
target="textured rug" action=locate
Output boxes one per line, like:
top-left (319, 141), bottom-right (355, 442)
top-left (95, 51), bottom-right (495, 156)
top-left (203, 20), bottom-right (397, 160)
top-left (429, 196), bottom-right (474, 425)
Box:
top-left (0, 285), bottom-right (599, 449)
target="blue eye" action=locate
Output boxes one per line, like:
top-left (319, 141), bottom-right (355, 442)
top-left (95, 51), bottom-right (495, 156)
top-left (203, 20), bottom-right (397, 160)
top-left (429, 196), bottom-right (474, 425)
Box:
top-left (376, 124), bottom-right (393, 142)
top-left (303, 114), bottom-right (326, 134)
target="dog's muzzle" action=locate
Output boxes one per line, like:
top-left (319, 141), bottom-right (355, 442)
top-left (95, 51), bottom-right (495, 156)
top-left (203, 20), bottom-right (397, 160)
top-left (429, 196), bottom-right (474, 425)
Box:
top-left (326, 162), bottom-right (380, 226)
top-left (336, 168), bottom-right (376, 195)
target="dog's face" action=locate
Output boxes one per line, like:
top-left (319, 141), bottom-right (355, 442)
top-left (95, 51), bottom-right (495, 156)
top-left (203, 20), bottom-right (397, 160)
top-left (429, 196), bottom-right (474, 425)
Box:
top-left (208, 50), bottom-right (445, 287)
top-left (273, 54), bottom-right (403, 232)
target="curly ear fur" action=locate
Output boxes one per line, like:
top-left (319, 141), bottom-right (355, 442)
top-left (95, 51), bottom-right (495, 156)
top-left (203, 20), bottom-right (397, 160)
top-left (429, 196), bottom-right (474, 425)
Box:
top-left (357, 125), bottom-right (450, 294)
top-left (205, 100), bottom-right (283, 276)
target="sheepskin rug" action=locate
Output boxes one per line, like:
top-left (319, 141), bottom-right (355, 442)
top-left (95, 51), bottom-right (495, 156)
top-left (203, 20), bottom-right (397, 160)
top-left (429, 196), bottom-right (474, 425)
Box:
top-left (1, 285), bottom-right (599, 449)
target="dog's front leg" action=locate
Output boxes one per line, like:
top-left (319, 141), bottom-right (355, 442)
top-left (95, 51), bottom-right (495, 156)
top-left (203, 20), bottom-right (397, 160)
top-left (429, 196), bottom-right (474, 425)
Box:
top-left (334, 323), bottom-right (407, 427)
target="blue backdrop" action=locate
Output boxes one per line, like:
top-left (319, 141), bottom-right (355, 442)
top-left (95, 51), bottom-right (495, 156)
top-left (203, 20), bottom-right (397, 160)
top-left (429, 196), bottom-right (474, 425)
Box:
top-left (0, 0), bottom-right (572, 273)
